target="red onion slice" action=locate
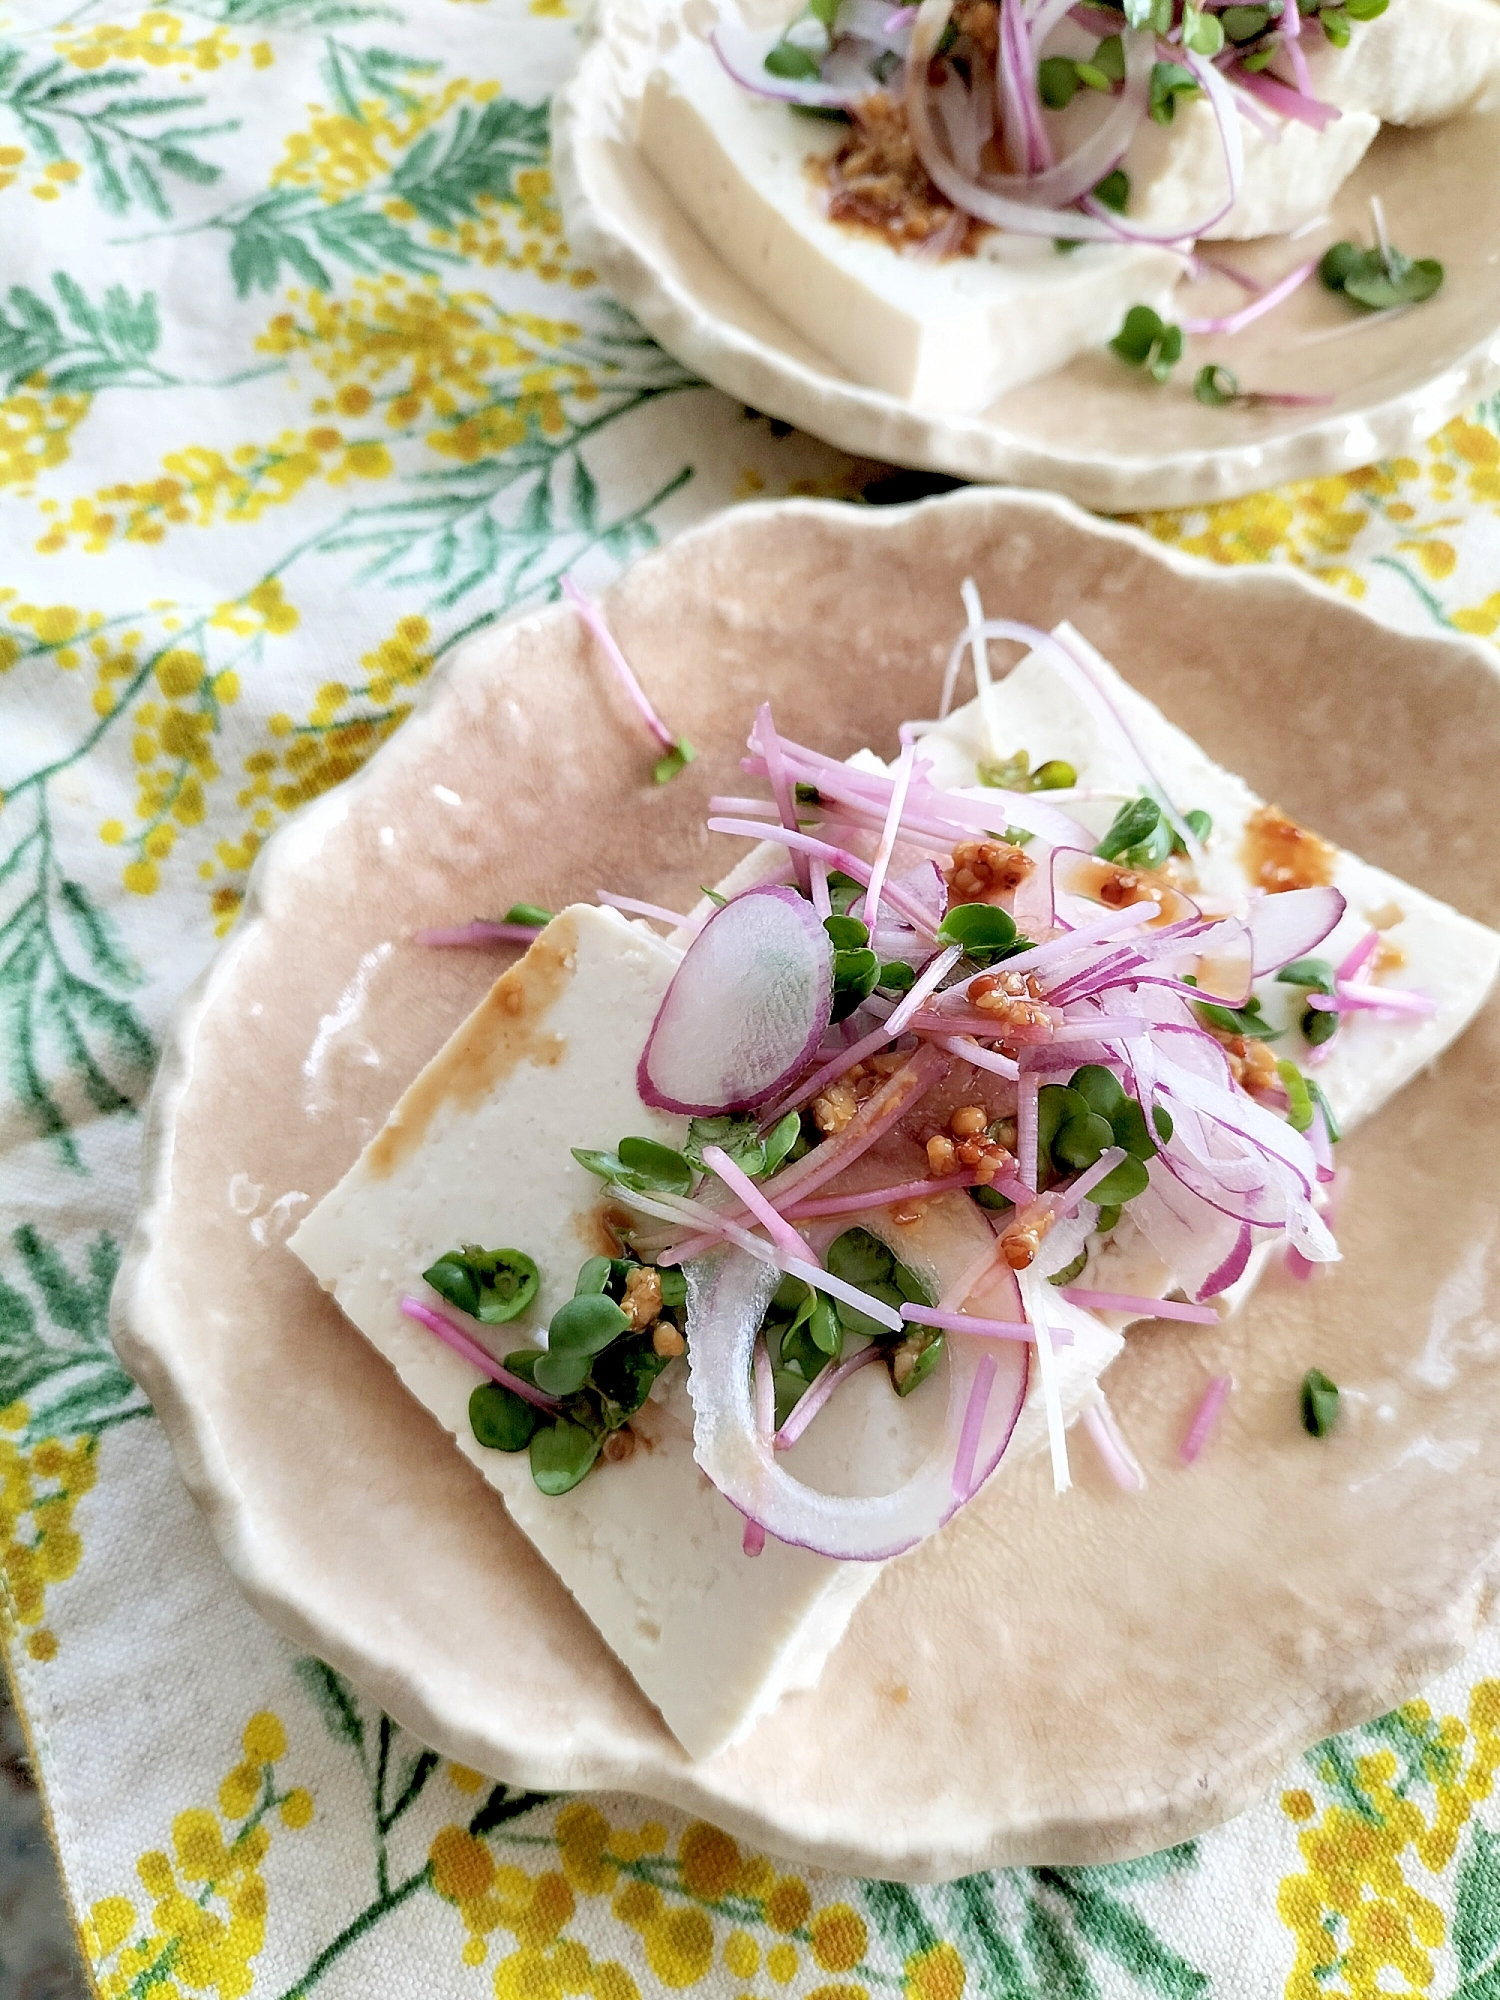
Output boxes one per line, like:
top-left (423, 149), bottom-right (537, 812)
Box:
top-left (685, 1246), bottom-right (1030, 1561)
top-left (1246, 885), bottom-right (1346, 976)
top-left (639, 884), bottom-right (833, 1115)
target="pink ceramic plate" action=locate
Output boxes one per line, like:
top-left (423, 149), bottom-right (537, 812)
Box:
top-left (114, 488), bottom-right (1500, 1880)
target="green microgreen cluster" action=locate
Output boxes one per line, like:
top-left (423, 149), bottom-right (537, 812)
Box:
top-left (1277, 955), bottom-right (1340, 1047)
top-left (1110, 304), bottom-right (1185, 383)
top-left (1094, 793), bottom-right (1210, 868)
top-left (761, 1227), bottom-right (938, 1426)
top-left (467, 1254), bottom-right (689, 1494)
top-left (1039, 33), bottom-right (1124, 106)
top-left (501, 901), bottom-right (554, 928)
top-left (1300, 1366), bottom-right (1339, 1437)
top-left (1320, 237), bottom-right (1443, 311)
top-left (935, 901), bottom-right (1033, 967)
top-left (423, 1245), bottom-right (540, 1325)
top-left (824, 912), bottom-right (915, 1021)
top-left (1034, 1063), bottom-right (1172, 1209)
top-left (976, 749), bottom-right (1079, 793)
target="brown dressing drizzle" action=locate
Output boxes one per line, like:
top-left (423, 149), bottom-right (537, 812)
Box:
top-left (366, 911), bottom-right (577, 1179)
top-left (1241, 804), bottom-right (1337, 894)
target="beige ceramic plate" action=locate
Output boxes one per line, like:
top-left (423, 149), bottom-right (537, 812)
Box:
top-left (552, 0), bottom-right (1500, 512)
top-left (115, 490), bottom-right (1500, 1881)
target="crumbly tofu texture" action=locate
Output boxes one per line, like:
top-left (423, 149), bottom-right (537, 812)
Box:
top-left (918, 625), bottom-right (1500, 1134)
top-left (289, 901), bottom-right (1119, 1759)
top-left (637, 38), bottom-right (1182, 412)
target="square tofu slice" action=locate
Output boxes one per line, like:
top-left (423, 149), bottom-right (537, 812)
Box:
top-left (637, 37), bottom-right (1182, 413)
top-left (289, 903), bottom-right (1119, 1758)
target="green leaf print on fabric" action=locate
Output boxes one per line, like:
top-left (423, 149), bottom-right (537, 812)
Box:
top-left (0, 44), bottom-right (234, 217)
top-left (861, 1853), bottom-right (1208, 2000)
top-left (1456, 1822), bottom-right (1500, 1996)
top-left (217, 95), bottom-right (551, 296)
top-left (0, 1226), bottom-right (149, 1444)
top-left (280, 1659), bottom-right (549, 1997)
top-left (0, 275), bottom-right (163, 396)
top-left (319, 40), bottom-right (439, 122)
top-left (0, 792), bottom-right (155, 1171)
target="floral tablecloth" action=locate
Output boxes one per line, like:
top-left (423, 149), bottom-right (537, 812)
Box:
top-left (4, 2), bottom-right (1500, 1994)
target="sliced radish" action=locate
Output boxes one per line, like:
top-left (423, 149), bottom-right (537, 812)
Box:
top-left (1246, 886), bottom-right (1347, 975)
top-left (685, 1246), bottom-right (1032, 1561)
top-left (638, 884), bottom-right (832, 1115)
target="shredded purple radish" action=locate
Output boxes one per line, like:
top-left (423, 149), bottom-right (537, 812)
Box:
top-left (903, 1303), bottom-right (1069, 1345)
top-left (563, 574), bottom-right (689, 767)
top-left (565, 599), bottom-right (1441, 1545)
top-left (742, 1517), bottom-right (767, 1557)
top-left (951, 1352), bottom-right (997, 1500)
top-left (1061, 1289), bottom-right (1219, 1325)
top-left (596, 890), bottom-right (697, 930)
top-left (774, 1343), bottom-right (884, 1450)
top-left (1083, 1400), bottom-right (1146, 1494)
top-left (1182, 257), bottom-right (1318, 339)
top-left (416, 920), bottom-right (541, 948)
top-left (399, 1296), bottom-right (563, 1412)
top-left (784, 1171), bottom-right (978, 1218)
top-left (1179, 1373), bottom-right (1234, 1464)
top-left (702, 1144), bottom-right (814, 1265)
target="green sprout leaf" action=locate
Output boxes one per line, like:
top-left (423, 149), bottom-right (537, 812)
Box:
top-left (422, 1245), bottom-right (540, 1325)
top-left (1301, 1367), bottom-right (1339, 1438)
top-left (469, 1380), bottom-right (540, 1452)
top-left (831, 945), bottom-right (881, 1022)
top-left (1095, 794), bottom-right (1164, 862)
top-left (502, 902), bottom-right (553, 928)
top-left (684, 1111), bottom-right (799, 1179)
top-left (1194, 364), bottom-right (1239, 407)
top-left (653, 739), bottom-right (696, 785)
top-left (1182, 3), bottom-right (1226, 52)
top-left (1149, 60), bottom-right (1201, 123)
top-left (878, 960), bottom-right (916, 993)
top-left (1048, 1247), bottom-right (1090, 1287)
top-left (891, 1328), bottom-right (943, 1396)
top-left (936, 902), bottom-right (1019, 964)
top-left (1277, 1058), bottom-right (1315, 1133)
top-left (529, 1417), bottom-right (603, 1494)
top-left (764, 41), bottom-right (822, 77)
top-left (824, 913), bottom-right (870, 950)
top-left (1087, 1153), bottom-right (1151, 1205)
top-left (1277, 957), bottom-right (1337, 996)
top-left (1306, 1076), bottom-right (1341, 1142)
top-left (1192, 992), bottom-right (1282, 1041)
top-left (1320, 240), bottom-right (1443, 311)
top-left (1039, 55), bottom-right (1080, 106)
top-left (571, 1137), bottom-right (692, 1194)
top-left (1093, 170), bottom-right (1129, 215)
top-left (1221, 4), bottom-right (1272, 36)
top-left (1303, 1003), bottom-right (1340, 1047)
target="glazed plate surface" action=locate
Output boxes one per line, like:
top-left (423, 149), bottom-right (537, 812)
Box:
top-left (114, 490), bottom-right (1500, 1879)
top-left (552, 0), bottom-right (1500, 511)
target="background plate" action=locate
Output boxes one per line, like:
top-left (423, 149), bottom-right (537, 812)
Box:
top-left (114, 489), bottom-right (1500, 1880)
top-left (552, 0), bottom-right (1500, 511)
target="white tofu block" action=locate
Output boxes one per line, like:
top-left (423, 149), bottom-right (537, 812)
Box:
top-left (637, 37), bottom-right (1182, 412)
top-left (290, 903), bottom-right (1120, 1758)
top-left (1309, 0), bottom-right (1500, 123)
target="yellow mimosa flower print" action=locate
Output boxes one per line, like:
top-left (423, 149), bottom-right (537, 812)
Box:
top-left (1278, 1682), bottom-right (1500, 1998)
top-left (83, 1709), bottom-right (312, 2000)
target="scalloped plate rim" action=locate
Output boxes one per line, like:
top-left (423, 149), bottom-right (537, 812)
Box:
top-left (111, 487), bottom-right (1500, 1879)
